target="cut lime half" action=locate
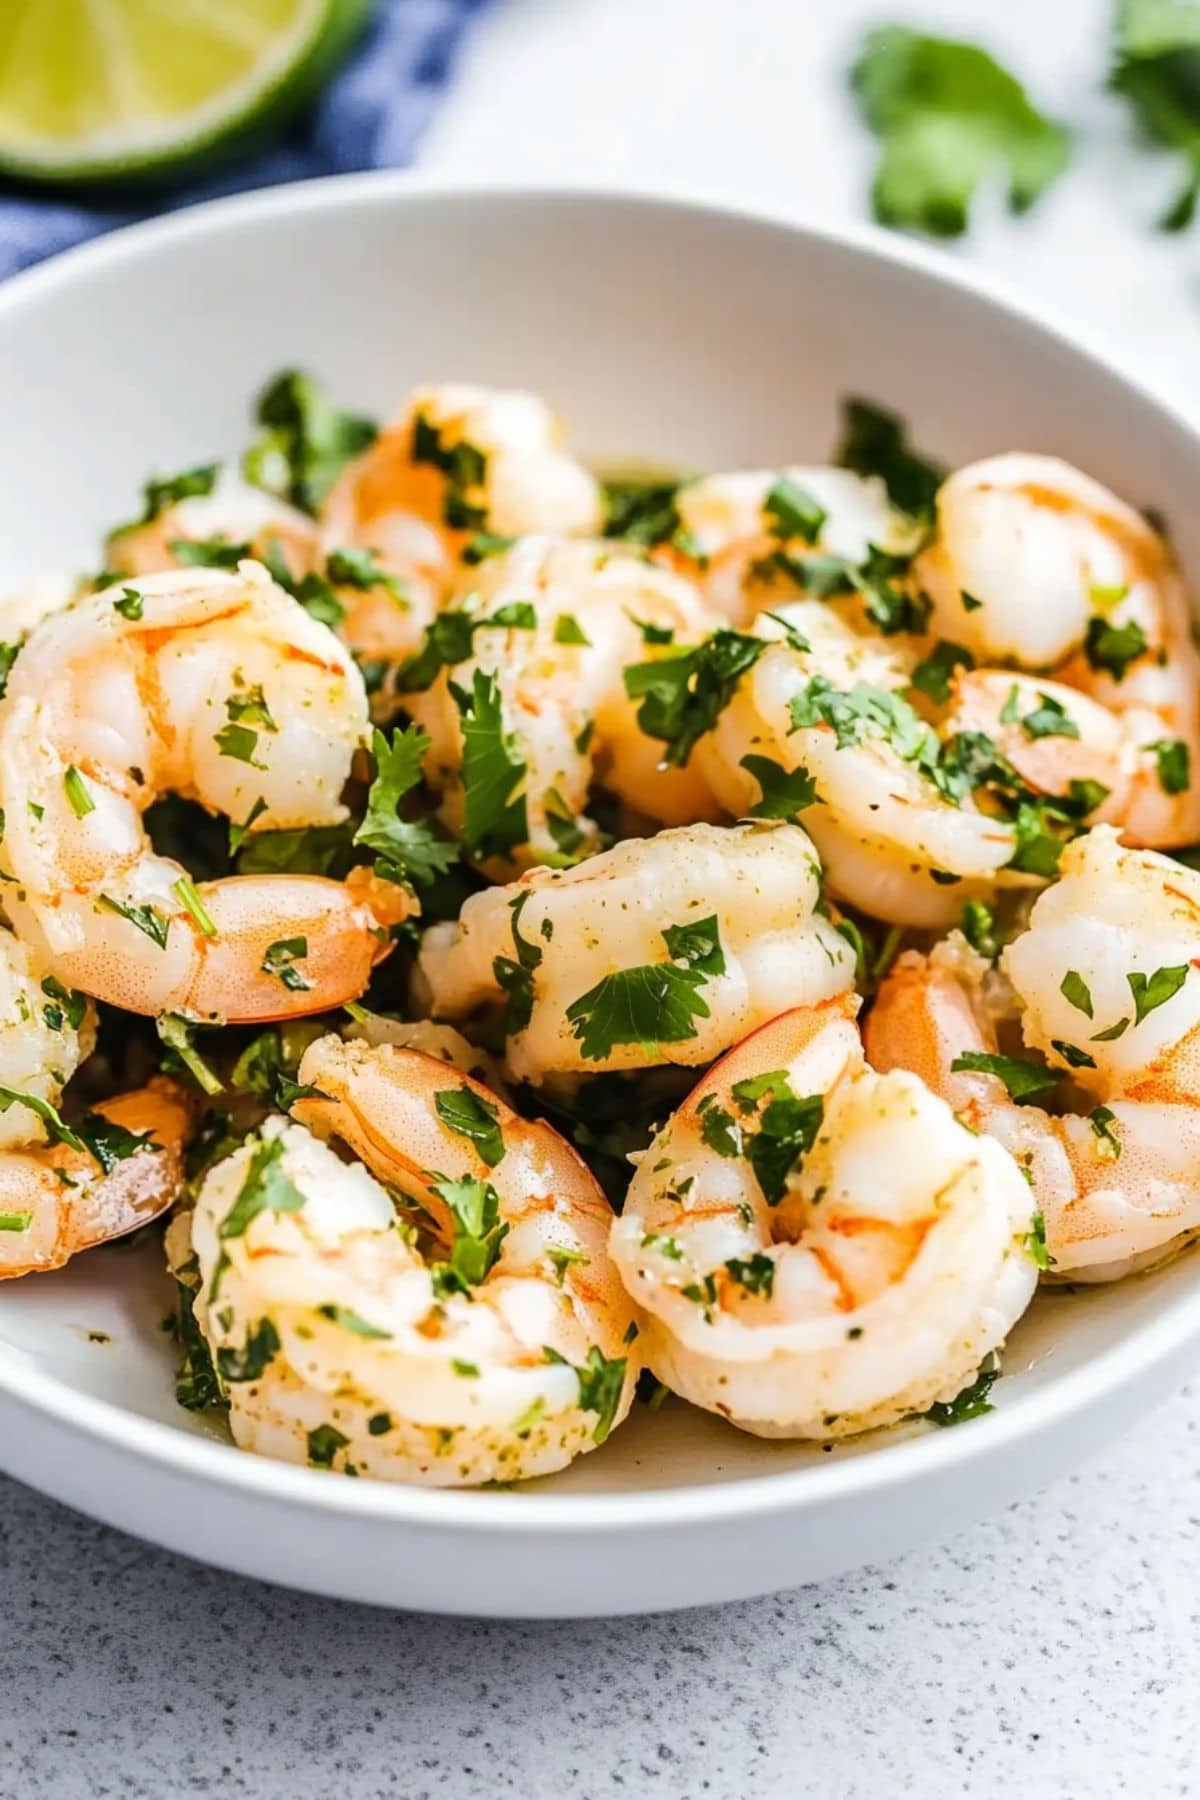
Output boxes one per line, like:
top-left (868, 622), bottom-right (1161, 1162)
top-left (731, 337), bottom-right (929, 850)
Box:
top-left (0, 0), bottom-right (369, 190)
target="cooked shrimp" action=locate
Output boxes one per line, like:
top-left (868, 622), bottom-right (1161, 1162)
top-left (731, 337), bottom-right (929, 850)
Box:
top-left (417, 820), bottom-right (856, 1084)
top-left (663, 467), bottom-right (910, 626)
top-left (866, 827), bottom-right (1200, 1280)
top-left (916, 454), bottom-right (1200, 846)
top-left (0, 561), bottom-right (403, 1021)
top-left (320, 384), bottom-right (601, 674)
top-left (187, 1036), bottom-right (637, 1485)
top-left (344, 1010), bottom-right (510, 1097)
top-left (941, 670), bottom-right (1131, 826)
top-left (106, 474), bottom-right (321, 585)
top-left (1, 1077), bottom-right (193, 1279)
top-left (610, 997), bottom-right (1037, 1437)
top-left (404, 536), bottom-right (720, 870)
top-left (696, 603), bottom-right (1029, 928)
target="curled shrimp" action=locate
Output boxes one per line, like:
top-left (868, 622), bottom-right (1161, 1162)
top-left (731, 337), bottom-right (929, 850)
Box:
top-left (187, 1036), bottom-right (637, 1485)
top-left (696, 602), bottom-right (1031, 928)
top-left (941, 669), bottom-right (1132, 826)
top-left (0, 561), bottom-right (403, 1021)
top-left (0, 916), bottom-right (193, 1279)
top-left (404, 536), bottom-right (720, 872)
top-left (105, 474), bottom-right (321, 586)
top-left (662, 467), bottom-right (910, 626)
top-left (417, 820), bottom-right (856, 1084)
top-left (610, 997), bottom-right (1037, 1437)
top-left (1, 1077), bottom-right (194, 1279)
top-left (865, 826), bottom-right (1200, 1280)
top-left (321, 384), bottom-right (602, 675)
top-left (915, 454), bottom-right (1200, 846)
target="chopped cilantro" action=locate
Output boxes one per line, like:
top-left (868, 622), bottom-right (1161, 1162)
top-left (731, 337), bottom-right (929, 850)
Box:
top-left (96, 893), bottom-right (170, 949)
top-left (40, 976), bottom-right (86, 1033)
top-left (455, 669), bottom-right (529, 860)
top-left (216, 1317), bottom-right (280, 1384)
top-left (624, 629), bottom-right (766, 767)
top-left (156, 1013), bottom-right (224, 1097)
top-left (434, 1086), bottom-right (506, 1168)
top-left (430, 1175), bottom-right (509, 1296)
top-left (547, 1245), bottom-right (590, 1285)
top-left (1089, 1105), bottom-right (1123, 1158)
top-left (1150, 736), bottom-right (1191, 794)
top-left (910, 640), bottom-right (974, 704)
top-left (63, 765), bottom-right (95, 819)
top-left (307, 1423), bottom-right (349, 1469)
top-left (851, 26), bottom-right (1070, 238)
top-left (411, 414), bottom-right (489, 529)
top-left (462, 531), bottom-right (516, 565)
top-left (219, 1134), bottom-right (307, 1239)
top-left (493, 892), bottom-right (542, 1036)
top-left (553, 612), bottom-right (591, 646)
top-left (602, 476), bottom-right (681, 546)
top-left (1018, 691), bottom-right (1080, 741)
top-left (834, 396), bottom-right (945, 518)
top-left (950, 1050), bottom-right (1060, 1102)
top-left (739, 754), bottom-right (821, 819)
top-left (353, 723), bottom-right (457, 890)
top-left (926, 1364), bottom-right (999, 1425)
top-left (315, 1304), bottom-right (392, 1340)
top-left (959, 899), bottom-right (998, 960)
top-left (1050, 1039), bottom-right (1097, 1070)
top-left (724, 1252), bottom-right (777, 1298)
top-left (1060, 970), bottom-right (1094, 1018)
top-left (1127, 962), bottom-right (1189, 1023)
top-left (1084, 614), bottom-right (1148, 681)
top-left (574, 1344), bottom-right (627, 1443)
top-left (565, 916), bottom-right (725, 1062)
top-left (0, 1210), bottom-right (32, 1232)
top-left (113, 587), bottom-right (144, 621)
top-left (117, 462), bottom-right (219, 531)
top-left (325, 545), bottom-right (409, 609)
top-left (243, 370), bottom-right (377, 513)
top-left (169, 534), bottom-right (251, 570)
top-left (763, 476), bottom-right (827, 543)
top-left (173, 875), bottom-right (217, 939)
top-left (262, 937), bottom-right (311, 992)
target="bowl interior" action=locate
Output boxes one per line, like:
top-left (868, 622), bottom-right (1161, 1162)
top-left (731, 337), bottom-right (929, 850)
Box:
top-left (1, 181), bottom-right (1199, 1502)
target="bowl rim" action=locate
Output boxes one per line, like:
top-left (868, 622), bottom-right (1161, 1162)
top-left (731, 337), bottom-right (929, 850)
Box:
top-left (1, 169), bottom-right (1198, 1535)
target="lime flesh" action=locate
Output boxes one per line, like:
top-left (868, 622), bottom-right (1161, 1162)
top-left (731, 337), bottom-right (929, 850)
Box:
top-left (0, 0), bottom-right (368, 187)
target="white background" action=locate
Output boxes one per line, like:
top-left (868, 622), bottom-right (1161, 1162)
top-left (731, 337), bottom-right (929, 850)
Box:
top-left (5, 3), bottom-right (1200, 1795)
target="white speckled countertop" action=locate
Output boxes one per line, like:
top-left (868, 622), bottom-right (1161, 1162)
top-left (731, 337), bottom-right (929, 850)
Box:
top-left (7, 1), bottom-right (1200, 1792)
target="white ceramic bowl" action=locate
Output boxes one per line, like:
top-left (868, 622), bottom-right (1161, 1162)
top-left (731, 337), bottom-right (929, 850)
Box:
top-left (2, 177), bottom-right (1200, 1618)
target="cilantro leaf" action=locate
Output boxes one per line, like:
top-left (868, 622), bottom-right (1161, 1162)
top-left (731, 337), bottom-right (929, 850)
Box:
top-left (1111, 0), bottom-right (1200, 229)
top-left (216, 1317), bottom-right (280, 1385)
top-left (851, 26), bottom-right (1070, 237)
top-left (243, 370), bottom-right (377, 513)
top-left (307, 1423), bottom-right (350, 1469)
top-left (493, 892), bottom-right (543, 1037)
top-left (1127, 962), bottom-right (1190, 1023)
top-left (602, 477), bottom-right (681, 546)
top-left (739, 754), bottom-right (821, 819)
top-left (724, 1252), bottom-right (777, 1298)
top-left (1084, 614), bottom-right (1148, 681)
top-left (573, 1345), bottom-right (627, 1443)
top-left (950, 1050), bottom-right (1061, 1102)
top-left (430, 1175), bottom-right (509, 1295)
top-left (1149, 736), bottom-right (1191, 794)
top-left (624, 630), bottom-right (766, 767)
top-left (353, 724), bottom-right (456, 890)
top-left (565, 916), bottom-right (726, 1062)
top-left (763, 476), bottom-right (827, 544)
top-left (315, 1304), bottom-right (392, 1341)
top-left (434, 1086), bottom-right (506, 1168)
top-left (455, 669), bottom-right (528, 860)
top-left (169, 534), bottom-right (251, 570)
top-left (219, 1134), bottom-right (307, 1240)
top-left (926, 1364), bottom-right (999, 1425)
top-left (910, 640), bottom-right (974, 704)
top-left (1060, 970), bottom-right (1094, 1018)
top-left (835, 396), bottom-right (945, 519)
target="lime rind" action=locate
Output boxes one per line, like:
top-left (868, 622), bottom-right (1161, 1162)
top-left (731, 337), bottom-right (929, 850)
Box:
top-left (0, 0), bottom-right (369, 190)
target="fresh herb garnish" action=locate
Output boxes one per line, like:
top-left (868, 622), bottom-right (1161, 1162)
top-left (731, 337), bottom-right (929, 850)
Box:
top-left (455, 669), bottom-right (528, 859)
top-left (1084, 614), bottom-right (1148, 681)
top-left (429, 1174), bottom-right (509, 1296)
top-left (851, 26), bottom-right (1070, 237)
top-left (434, 1086), bottom-right (506, 1168)
top-left (624, 629), bottom-right (766, 767)
top-left (353, 723), bottom-right (457, 890)
top-left (739, 754), bottom-right (822, 819)
top-left (243, 369), bottom-right (377, 513)
top-left (926, 1364), bottom-right (1000, 1425)
top-left (219, 1134), bottom-right (307, 1239)
top-left (1127, 962), bottom-right (1189, 1023)
top-left (950, 1050), bottom-right (1061, 1102)
top-left (565, 916), bottom-right (725, 1061)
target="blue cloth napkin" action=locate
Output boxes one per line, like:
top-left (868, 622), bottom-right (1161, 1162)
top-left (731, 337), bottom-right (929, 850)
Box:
top-left (0, 0), bottom-right (489, 281)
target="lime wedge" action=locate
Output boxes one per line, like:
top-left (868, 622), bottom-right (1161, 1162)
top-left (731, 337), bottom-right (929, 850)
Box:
top-left (0, 0), bottom-right (369, 188)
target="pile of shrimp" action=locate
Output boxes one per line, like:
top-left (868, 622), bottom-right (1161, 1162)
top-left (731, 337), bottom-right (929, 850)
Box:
top-left (4, 370), bottom-right (1199, 1485)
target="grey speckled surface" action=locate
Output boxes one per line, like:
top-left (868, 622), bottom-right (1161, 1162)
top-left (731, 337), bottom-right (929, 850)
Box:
top-left (4, 1384), bottom-right (1199, 1797)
